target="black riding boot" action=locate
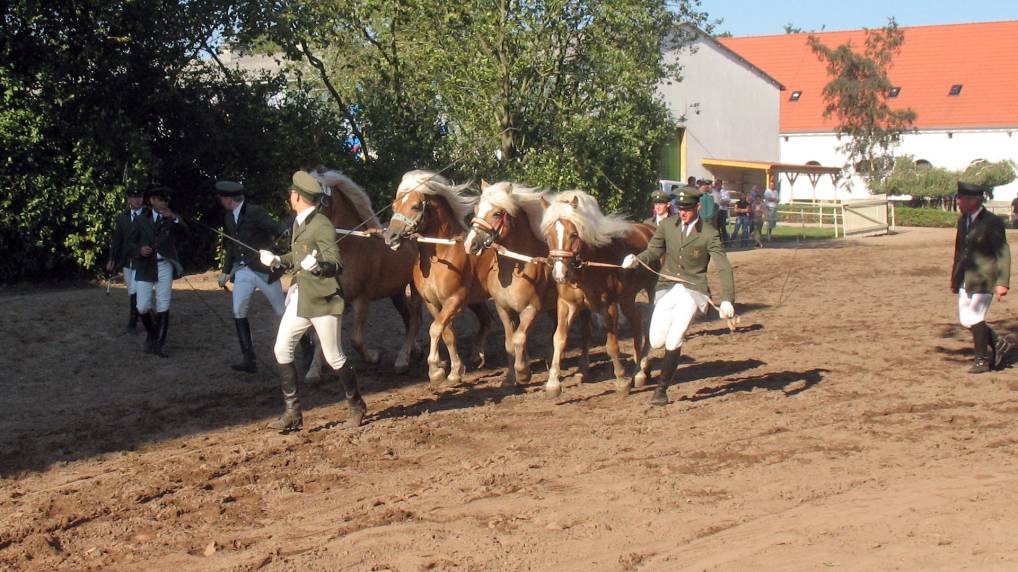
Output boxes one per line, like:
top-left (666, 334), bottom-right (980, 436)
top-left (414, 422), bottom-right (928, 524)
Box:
top-left (337, 361), bottom-right (367, 428)
top-left (267, 361), bottom-right (303, 432)
top-left (126, 293), bottom-right (139, 333)
top-left (231, 318), bottom-right (258, 373)
top-left (297, 332), bottom-right (316, 377)
top-left (153, 311), bottom-right (169, 358)
top-left (139, 312), bottom-right (157, 354)
top-left (651, 348), bottom-right (683, 406)
top-left (969, 322), bottom-right (991, 374)
top-left (989, 327), bottom-right (1010, 371)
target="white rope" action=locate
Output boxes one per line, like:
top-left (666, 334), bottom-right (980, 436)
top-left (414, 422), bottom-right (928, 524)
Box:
top-left (335, 228), bottom-right (376, 238)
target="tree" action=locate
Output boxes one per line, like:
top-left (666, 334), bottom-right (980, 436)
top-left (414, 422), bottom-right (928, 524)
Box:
top-left (807, 18), bottom-right (916, 190)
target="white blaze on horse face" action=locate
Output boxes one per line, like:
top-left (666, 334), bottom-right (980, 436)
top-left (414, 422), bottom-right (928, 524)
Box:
top-left (476, 199), bottom-right (493, 220)
top-left (464, 229), bottom-right (478, 254)
top-left (553, 220), bottom-right (567, 283)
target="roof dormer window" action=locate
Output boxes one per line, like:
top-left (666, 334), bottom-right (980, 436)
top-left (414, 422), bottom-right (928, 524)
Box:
top-left (789, 91), bottom-right (802, 102)
top-left (888, 86), bottom-right (901, 98)
top-left (948, 84), bottom-right (963, 96)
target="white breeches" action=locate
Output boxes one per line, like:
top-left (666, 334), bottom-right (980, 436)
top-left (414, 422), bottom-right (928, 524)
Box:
top-left (123, 266), bottom-right (137, 295)
top-left (273, 285), bottom-right (346, 369)
top-left (958, 288), bottom-right (992, 328)
top-left (649, 284), bottom-right (710, 351)
top-left (232, 266), bottom-right (285, 318)
top-left (136, 260), bottom-right (172, 313)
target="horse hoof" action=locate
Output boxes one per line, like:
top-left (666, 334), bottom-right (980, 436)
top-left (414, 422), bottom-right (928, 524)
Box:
top-left (634, 371), bottom-right (648, 388)
top-left (364, 349), bottom-right (381, 365)
top-left (545, 385), bottom-right (562, 398)
top-left (616, 380), bottom-right (632, 396)
top-left (516, 369), bottom-right (531, 384)
top-left (429, 369), bottom-right (447, 386)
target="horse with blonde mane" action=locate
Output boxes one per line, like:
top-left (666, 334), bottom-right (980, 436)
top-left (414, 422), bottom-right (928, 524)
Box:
top-left (310, 169), bottom-right (423, 374)
top-left (382, 170), bottom-right (495, 386)
top-left (540, 190), bottom-right (656, 396)
top-left (464, 181), bottom-right (557, 386)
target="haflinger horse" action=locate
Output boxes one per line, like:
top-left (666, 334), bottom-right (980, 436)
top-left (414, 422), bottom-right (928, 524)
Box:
top-left (307, 169), bottom-right (422, 375)
top-left (540, 190), bottom-right (656, 397)
top-left (463, 181), bottom-right (557, 386)
top-left (382, 170), bottom-right (495, 386)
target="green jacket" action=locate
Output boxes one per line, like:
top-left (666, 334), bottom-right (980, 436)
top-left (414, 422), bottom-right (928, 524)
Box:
top-left (280, 209), bottom-right (345, 317)
top-left (636, 216), bottom-right (735, 302)
top-left (952, 209), bottom-right (1011, 294)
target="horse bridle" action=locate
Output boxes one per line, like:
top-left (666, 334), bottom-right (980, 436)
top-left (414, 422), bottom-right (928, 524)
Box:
top-left (470, 210), bottom-right (508, 250)
top-left (391, 196), bottom-right (429, 238)
top-left (547, 219), bottom-right (583, 269)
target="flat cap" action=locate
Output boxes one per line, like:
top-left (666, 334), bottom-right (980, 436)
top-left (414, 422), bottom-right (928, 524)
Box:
top-left (673, 186), bottom-right (702, 207)
top-left (291, 170), bottom-right (324, 202)
top-left (956, 181), bottom-right (991, 197)
top-left (650, 190), bottom-right (672, 203)
top-left (146, 186), bottom-right (174, 200)
top-left (215, 180), bottom-right (244, 196)
top-left (125, 187), bottom-right (144, 197)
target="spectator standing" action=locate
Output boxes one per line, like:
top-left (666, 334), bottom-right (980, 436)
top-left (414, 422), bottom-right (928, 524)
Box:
top-left (764, 180), bottom-right (779, 241)
top-left (750, 186), bottom-right (766, 247)
top-left (715, 179), bottom-right (731, 246)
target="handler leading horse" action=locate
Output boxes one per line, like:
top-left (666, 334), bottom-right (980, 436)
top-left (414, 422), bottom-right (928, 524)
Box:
top-left (540, 191), bottom-right (655, 397)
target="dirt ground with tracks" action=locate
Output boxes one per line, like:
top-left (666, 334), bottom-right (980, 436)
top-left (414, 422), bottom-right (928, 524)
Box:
top-left (2, 226), bottom-right (1017, 571)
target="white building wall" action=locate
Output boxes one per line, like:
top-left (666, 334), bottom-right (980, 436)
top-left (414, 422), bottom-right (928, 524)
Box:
top-left (660, 36), bottom-right (780, 182)
top-left (781, 129), bottom-right (1018, 203)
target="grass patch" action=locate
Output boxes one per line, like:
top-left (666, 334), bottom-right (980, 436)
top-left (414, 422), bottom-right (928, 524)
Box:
top-left (892, 206), bottom-right (957, 228)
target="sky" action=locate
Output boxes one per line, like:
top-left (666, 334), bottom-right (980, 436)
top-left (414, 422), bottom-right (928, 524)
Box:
top-left (706, 0), bottom-right (1016, 37)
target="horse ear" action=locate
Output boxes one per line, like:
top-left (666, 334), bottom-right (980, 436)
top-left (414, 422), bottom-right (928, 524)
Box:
top-left (480, 179), bottom-right (489, 191)
top-left (540, 196), bottom-right (550, 209)
top-left (569, 196), bottom-right (579, 209)
top-left (506, 183), bottom-right (513, 194)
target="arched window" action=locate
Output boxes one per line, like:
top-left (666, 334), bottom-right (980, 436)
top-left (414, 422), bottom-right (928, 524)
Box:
top-left (805, 160), bottom-right (821, 166)
top-left (915, 159), bottom-right (932, 170)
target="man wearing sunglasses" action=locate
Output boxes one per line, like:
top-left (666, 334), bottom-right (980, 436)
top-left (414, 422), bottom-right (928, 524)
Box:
top-left (622, 186), bottom-right (736, 406)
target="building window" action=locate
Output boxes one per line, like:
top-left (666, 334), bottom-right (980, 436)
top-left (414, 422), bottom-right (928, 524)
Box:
top-left (789, 91), bottom-right (802, 102)
top-left (916, 159), bottom-right (932, 170)
top-left (888, 86), bottom-right (901, 98)
top-left (948, 84), bottom-right (963, 96)
top-left (806, 160), bottom-right (821, 166)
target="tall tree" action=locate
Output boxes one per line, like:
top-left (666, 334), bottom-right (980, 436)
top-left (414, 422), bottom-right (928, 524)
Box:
top-left (808, 18), bottom-right (916, 190)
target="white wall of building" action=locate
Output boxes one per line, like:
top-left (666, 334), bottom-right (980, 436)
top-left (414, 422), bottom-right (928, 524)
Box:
top-left (660, 34), bottom-right (781, 182)
top-left (781, 129), bottom-right (1018, 203)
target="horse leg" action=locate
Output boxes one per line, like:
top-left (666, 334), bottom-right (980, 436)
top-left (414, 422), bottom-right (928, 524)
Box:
top-left (439, 302), bottom-right (468, 386)
top-left (423, 300), bottom-right (448, 386)
top-left (513, 305), bottom-right (539, 384)
top-left (603, 304), bottom-right (629, 395)
top-left (546, 300), bottom-right (575, 397)
top-left (393, 290), bottom-right (422, 374)
top-left (577, 308), bottom-right (592, 385)
top-left (468, 302), bottom-right (493, 370)
top-left (494, 305), bottom-right (518, 386)
top-left (350, 297), bottom-right (380, 365)
top-left (622, 298), bottom-right (650, 389)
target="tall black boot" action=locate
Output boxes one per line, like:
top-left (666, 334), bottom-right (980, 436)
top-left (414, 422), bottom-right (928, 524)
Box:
top-left (297, 332), bottom-right (316, 378)
top-left (126, 293), bottom-right (139, 333)
top-left (267, 362), bottom-right (303, 432)
top-left (231, 318), bottom-right (258, 373)
top-left (651, 348), bottom-right (683, 406)
top-left (154, 311), bottom-right (170, 358)
top-left (139, 312), bottom-right (157, 354)
top-left (337, 361), bottom-right (367, 428)
top-left (969, 322), bottom-right (991, 374)
top-left (989, 327), bottom-right (1010, 371)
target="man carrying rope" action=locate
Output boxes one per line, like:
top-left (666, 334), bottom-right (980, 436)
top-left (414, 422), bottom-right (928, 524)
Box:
top-left (258, 171), bottom-right (366, 433)
top-left (623, 186), bottom-right (736, 406)
top-left (215, 180), bottom-right (288, 373)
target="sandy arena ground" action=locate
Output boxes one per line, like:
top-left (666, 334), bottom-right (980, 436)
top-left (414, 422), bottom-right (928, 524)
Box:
top-left (1, 226), bottom-right (1016, 571)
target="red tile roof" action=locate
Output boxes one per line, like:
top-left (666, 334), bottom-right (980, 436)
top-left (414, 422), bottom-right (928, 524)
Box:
top-left (719, 21), bottom-right (1018, 133)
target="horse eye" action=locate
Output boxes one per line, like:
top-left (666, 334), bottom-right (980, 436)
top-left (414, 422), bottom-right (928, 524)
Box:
top-left (411, 202), bottom-right (423, 211)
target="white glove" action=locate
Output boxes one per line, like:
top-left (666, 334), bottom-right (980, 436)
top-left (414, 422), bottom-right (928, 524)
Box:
top-left (259, 249), bottom-right (281, 269)
top-left (719, 301), bottom-right (735, 319)
top-left (300, 250), bottom-right (320, 273)
top-left (217, 272), bottom-right (229, 288)
top-left (621, 254), bottom-right (639, 269)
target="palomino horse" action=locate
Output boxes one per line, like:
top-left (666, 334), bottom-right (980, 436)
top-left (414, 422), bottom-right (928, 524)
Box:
top-left (540, 191), bottom-right (655, 396)
top-left (464, 181), bottom-right (557, 386)
top-left (309, 169), bottom-right (422, 374)
top-left (382, 170), bottom-right (494, 386)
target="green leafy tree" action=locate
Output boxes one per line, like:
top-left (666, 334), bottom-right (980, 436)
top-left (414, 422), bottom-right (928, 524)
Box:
top-left (808, 18), bottom-right (916, 190)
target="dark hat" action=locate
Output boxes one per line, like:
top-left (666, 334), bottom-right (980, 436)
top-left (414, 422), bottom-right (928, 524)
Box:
top-left (125, 187), bottom-right (144, 197)
top-left (650, 190), bottom-right (672, 203)
top-left (215, 180), bottom-right (244, 197)
top-left (674, 186), bottom-right (702, 207)
top-left (291, 170), bottom-right (324, 202)
top-left (956, 181), bottom-right (991, 197)
top-left (146, 186), bottom-right (173, 201)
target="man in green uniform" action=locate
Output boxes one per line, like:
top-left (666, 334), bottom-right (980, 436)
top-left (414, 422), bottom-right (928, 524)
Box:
top-left (643, 190), bottom-right (673, 227)
top-left (259, 171), bottom-right (366, 432)
top-left (623, 186), bottom-right (736, 405)
top-left (951, 182), bottom-right (1011, 373)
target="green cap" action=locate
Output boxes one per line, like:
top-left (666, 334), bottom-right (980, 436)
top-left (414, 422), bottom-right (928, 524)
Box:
top-left (215, 180), bottom-right (244, 196)
top-left (650, 190), bottom-right (672, 203)
top-left (956, 181), bottom-right (990, 197)
top-left (673, 186), bottom-right (701, 207)
top-left (291, 171), bottom-right (324, 202)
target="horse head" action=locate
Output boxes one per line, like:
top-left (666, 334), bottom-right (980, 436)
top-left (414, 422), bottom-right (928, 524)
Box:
top-left (544, 195), bottom-right (586, 284)
top-left (465, 181), bottom-right (513, 255)
top-left (383, 188), bottom-right (431, 251)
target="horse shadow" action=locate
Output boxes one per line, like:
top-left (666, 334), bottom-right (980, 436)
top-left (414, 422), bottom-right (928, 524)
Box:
top-left (679, 366), bottom-right (828, 402)
top-left (367, 383), bottom-right (525, 423)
